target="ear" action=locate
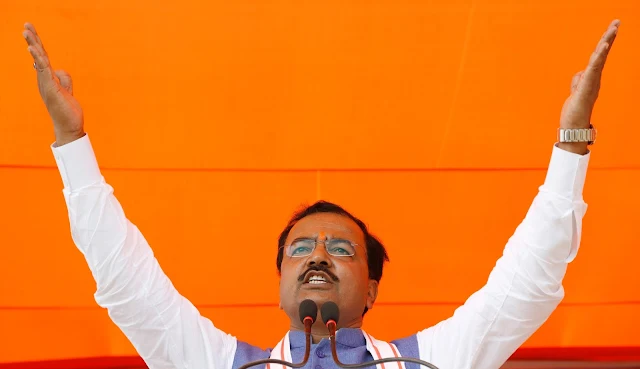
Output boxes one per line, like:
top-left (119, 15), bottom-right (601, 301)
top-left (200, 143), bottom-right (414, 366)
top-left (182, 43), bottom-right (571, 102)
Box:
top-left (366, 279), bottom-right (379, 310)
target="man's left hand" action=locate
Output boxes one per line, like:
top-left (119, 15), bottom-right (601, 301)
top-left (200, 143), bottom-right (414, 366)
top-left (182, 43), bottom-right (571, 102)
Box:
top-left (558, 19), bottom-right (620, 155)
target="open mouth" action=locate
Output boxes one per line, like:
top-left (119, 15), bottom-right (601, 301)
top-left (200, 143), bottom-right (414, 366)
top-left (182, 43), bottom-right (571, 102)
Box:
top-left (303, 271), bottom-right (333, 285)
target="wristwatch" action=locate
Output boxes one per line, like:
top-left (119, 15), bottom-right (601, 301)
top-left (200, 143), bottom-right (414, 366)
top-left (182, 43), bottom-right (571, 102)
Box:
top-left (558, 124), bottom-right (597, 145)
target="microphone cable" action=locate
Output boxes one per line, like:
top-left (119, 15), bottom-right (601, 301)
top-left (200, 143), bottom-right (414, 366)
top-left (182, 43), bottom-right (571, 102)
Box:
top-left (321, 302), bottom-right (440, 369)
top-left (237, 299), bottom-right (317, 369)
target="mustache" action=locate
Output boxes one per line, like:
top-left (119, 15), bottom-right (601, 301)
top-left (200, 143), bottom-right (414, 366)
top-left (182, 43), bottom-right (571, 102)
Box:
top-left (298, 265), bottom-right (340, 282)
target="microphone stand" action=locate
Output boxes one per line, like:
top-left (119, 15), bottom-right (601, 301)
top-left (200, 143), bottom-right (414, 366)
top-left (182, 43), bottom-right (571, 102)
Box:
top-left (237, 317), bottom-right (313, 369)
top-left (326, 321), bottom-right (441, 369)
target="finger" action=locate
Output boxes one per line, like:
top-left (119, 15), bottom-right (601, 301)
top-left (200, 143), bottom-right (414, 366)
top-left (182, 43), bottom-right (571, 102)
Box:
top-left (23, 30), bottom-right (46, 59)
top-left (55, 70), bottom-right (73, 95)
top-left (577, 21), bottom-right (620, 98)
top-left (596, 20), bottom-right (620, 51)
top-left (606, 19), bottom-right (621, 49)
top-left (27, 45), bottom-right (55, 81)
top-left (23, 28), bottom-right (55, 78)
top-left (24, 23), bottom-right (46, 53)
top-left (585, 21), bottom-right (619, 77)
top-left (571, 71), bottom-right (583, 93)
top-left (577, 45), bottom-right (607, 100)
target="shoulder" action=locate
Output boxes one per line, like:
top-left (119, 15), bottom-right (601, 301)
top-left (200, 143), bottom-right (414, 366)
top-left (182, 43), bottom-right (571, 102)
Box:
top-left (391, 333), bottom-right (419, 358)
top-left (231, 340), bottom-right (272, 369)
top-left (391, 334), bottom-right (420, 369)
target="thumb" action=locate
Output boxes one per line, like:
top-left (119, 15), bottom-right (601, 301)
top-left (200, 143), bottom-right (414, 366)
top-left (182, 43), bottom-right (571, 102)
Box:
top-left (570, 71), bottom-right (584, 94)
top-left (55, 70), bottom-right (73, 95)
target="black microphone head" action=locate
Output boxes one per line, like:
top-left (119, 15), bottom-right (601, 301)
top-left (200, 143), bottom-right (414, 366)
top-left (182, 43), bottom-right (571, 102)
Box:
top-left (320, 301), bottom-right (340, 325)
top-left (299, 299), bottom-right (318, 324)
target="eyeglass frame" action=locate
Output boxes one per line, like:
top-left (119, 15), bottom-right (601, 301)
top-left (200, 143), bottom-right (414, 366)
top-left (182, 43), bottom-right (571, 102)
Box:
top-left (279, 237), bottom-right (363, 258)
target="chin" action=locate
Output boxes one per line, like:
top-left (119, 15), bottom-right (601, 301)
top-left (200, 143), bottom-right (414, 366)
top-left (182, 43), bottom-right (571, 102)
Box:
top-left (297, 290), bottom-right (338, 306)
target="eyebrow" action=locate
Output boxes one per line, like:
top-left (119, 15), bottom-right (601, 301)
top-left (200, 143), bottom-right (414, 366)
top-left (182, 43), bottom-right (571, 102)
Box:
top-left (290, 236), bottom-right (354, 243)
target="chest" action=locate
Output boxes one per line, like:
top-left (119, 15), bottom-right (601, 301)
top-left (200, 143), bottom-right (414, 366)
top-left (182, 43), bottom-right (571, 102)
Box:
top-left (289, 343), bottom-right (374, 369)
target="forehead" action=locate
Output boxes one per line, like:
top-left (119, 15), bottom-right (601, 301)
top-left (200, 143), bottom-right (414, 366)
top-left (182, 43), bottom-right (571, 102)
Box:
top-left (287, 212), bottom-right (365, 242)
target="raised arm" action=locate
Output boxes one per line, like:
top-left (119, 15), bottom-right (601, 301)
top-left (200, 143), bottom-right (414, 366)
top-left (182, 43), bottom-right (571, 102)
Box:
top-left (415, 20), bottom-right (620, 369)
top-left (24, 23), bottom-right (237, 369)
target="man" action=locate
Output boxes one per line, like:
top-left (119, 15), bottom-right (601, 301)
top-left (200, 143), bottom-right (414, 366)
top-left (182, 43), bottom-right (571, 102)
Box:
top-left (23, 19), bottom-right (619, 369)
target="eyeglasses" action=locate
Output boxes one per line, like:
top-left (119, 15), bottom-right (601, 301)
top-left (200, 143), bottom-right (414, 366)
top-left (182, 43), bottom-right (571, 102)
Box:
top-left (282, 238), bottom-right (359, 257)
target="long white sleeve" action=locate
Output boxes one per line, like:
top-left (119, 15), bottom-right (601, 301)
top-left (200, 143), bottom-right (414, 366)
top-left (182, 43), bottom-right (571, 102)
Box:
top-left (51, 134), bottom-right (237, 369)
top-left (416, 145), bottom-right (590, 369)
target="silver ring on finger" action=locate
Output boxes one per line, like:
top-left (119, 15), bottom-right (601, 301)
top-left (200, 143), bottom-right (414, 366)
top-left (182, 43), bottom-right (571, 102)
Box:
top-left (33, 62), bottom-right (37, 70)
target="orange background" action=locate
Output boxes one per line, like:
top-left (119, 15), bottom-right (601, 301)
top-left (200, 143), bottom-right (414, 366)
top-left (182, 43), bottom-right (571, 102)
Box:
top-left (1, 0), bottom-right (639, 365)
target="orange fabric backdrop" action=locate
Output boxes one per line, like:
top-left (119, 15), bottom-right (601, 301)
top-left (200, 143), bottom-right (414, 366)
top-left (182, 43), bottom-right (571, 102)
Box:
top-left (1, 0), bottom-right (639, 364)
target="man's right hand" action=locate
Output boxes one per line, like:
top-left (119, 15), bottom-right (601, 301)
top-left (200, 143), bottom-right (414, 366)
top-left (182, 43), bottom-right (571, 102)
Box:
top-left (23, 23), bottom-right (85, 146)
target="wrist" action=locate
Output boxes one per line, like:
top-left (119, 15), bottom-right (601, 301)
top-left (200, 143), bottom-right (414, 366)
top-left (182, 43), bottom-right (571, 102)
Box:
top-left (54, 130), bottom-right (86, 147)
top-left (556, 124), bottom-right (595, 155)
top-left (556, 142), bottom-right (589, 155)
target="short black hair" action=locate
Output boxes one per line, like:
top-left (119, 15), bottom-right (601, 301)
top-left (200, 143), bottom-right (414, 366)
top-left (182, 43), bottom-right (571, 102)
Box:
top-left (276, 200), bottom-right (390, 282)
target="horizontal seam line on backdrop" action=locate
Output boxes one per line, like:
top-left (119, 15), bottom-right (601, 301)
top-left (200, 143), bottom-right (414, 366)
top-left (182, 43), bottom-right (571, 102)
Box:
top-left (4, 354), bottom-right (640, 369)
top-left (2, 164), bottom-right (640, 172)
top-left (2, 300), bottom-right (640, 310)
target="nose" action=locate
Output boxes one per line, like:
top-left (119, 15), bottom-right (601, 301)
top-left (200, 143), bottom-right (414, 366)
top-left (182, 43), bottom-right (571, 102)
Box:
top-left (306, 237), bottom-right (333, 269)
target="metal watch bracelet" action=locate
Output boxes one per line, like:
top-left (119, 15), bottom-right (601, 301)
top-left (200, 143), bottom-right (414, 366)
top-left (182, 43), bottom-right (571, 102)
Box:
top-left (558, 124), bottom-right (596, 145)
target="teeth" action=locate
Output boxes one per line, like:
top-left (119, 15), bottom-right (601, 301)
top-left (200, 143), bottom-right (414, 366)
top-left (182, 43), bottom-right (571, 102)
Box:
top-left (308, 275), bottom-right (327, 284)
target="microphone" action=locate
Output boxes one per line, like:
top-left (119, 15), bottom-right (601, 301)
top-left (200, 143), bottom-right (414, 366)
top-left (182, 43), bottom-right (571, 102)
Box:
top-left (237, 299), bottom-right (318, 369)
top-left (299, 298), bottom-right (319, 325)
top-left (299, 299), bottom-right (318, 365)
top-left (320, 301), bottom-right (440, 369)
top-left (320, 301), bottom-right (339, 337)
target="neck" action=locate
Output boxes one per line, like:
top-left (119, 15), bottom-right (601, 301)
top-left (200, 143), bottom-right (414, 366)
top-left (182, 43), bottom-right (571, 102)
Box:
top-left (311, 331), bottom-right (330, 344)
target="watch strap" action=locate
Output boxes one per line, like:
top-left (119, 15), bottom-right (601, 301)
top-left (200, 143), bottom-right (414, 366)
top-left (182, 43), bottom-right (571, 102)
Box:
top-left (558, 124), bottom-right (596, 145)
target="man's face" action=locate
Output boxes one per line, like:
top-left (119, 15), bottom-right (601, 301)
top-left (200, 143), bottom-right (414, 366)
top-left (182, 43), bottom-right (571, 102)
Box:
top-left (279, 212), bottom-right (378, 330)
